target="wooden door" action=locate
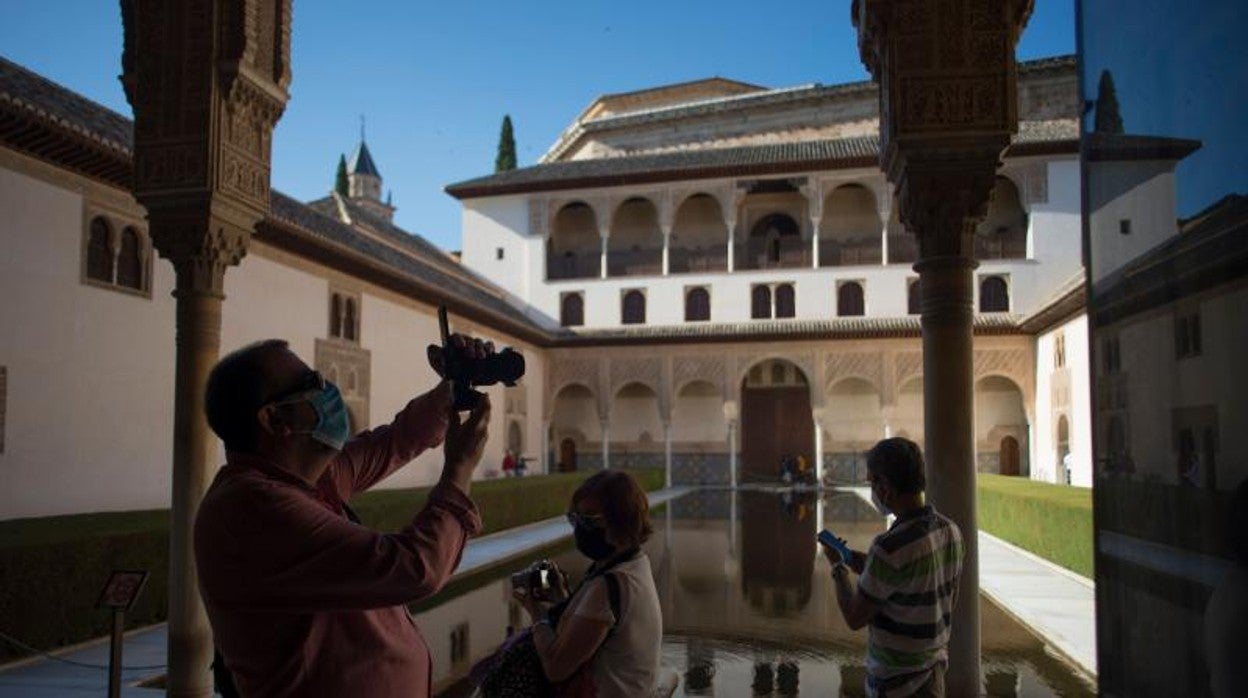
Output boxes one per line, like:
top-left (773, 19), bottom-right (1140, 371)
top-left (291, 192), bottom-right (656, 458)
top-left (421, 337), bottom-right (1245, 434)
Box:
top-left (1000, 436), bottom-right (1020, 476)
top-left (741, 386), bottom-right (813, 481)
top-left (559, 438), bottom-right (577, 472)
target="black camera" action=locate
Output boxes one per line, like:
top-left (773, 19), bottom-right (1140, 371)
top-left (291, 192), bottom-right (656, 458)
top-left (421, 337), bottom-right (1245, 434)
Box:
top-left (510, 559), bottom-right (556, 597)
top-left (439, 306), bottom-right (526, 410)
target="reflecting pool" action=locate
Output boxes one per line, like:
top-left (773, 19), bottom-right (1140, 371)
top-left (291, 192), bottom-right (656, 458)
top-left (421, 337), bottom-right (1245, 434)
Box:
top-left (427, 489), bottom-right (1093, 697)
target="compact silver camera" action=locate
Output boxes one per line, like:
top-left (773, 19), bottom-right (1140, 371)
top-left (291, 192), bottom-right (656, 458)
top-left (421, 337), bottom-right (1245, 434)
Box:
top-left (510, 559), bottom-right (556, 597)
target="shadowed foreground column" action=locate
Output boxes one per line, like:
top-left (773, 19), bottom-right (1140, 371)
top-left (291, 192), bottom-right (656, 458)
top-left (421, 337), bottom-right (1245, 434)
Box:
top-left (854, 0), bottom-right (1033, 693)
top-left (120, 1), bottom-right (291, 694)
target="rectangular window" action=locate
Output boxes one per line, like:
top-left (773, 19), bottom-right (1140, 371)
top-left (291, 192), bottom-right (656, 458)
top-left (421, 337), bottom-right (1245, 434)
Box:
top-left (450, 623), bottom-right (470, 666)
top-left (82, 210), bottom-right (151, 297)
top-left (329, 289), bottom-right (362, 343)
top-left (496, 247), bottom-right (505, 260)
top-left (1119, 219), bottom-right (1132, 235)
top-left (1175, 312), bottom-right (1202, 359)
top-left (1054, 333), bottom-right (1067, 369)
top-left (1102, 336), bottom-right (1121, 375)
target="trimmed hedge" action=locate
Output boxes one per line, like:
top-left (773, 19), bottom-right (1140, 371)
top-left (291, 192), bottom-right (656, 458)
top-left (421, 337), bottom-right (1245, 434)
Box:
top-left (977, 473), bottom-right (1093, 579)
top-left (0, 469), bottom-right (663, 663)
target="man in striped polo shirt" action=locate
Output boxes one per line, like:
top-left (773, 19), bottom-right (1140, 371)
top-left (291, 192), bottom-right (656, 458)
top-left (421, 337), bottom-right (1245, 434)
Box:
top-left (820, 437), bottom-right (964, 697)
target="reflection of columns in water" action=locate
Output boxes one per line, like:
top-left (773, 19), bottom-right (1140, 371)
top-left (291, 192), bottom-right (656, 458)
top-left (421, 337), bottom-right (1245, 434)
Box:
top-left (600, 419), bottom-right (610, 469)
top-left (813, 413), bottom-right (825, 485)
top-left (663, 422), bottom-right (672, 488)
top-left (730, 489), bottom-right (739, 558)
top-left (816, 496), bottom-right (825, 554)
top-left (541, 420), bottom-right (551, 475)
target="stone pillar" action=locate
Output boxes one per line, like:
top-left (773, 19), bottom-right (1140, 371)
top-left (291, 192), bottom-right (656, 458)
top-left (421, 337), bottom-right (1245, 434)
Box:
top-left (879, 195), bottom-right (892, 266)
top-left (802, 183), bottom-right (823, 269)
top-left (661, 224), bottom-right (672, 276)
top-left (600, 418), bottom-right (610, 469)
top-left (599, 236), bottom-right (609, 280)
top-left (727, 419), bottom-right (739, 489)
top-left (725, 215), bottom-right (736, 273)
top-left (854, 1), bottom-right (1032, 694)
top-left (121, 2), bottom-right (291, 696)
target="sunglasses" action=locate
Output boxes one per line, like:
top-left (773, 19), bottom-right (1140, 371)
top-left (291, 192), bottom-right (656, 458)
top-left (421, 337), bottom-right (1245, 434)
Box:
top-left (264, 370), bottom-right (328, 406)
top-left (566, 511), bottom-right (606, 530)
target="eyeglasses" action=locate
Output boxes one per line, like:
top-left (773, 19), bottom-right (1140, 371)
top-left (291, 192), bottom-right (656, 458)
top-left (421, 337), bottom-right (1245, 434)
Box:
top-left (566, 511), bottom-right (606, 530)
top-left (264, 370), bottom-right (327, 406)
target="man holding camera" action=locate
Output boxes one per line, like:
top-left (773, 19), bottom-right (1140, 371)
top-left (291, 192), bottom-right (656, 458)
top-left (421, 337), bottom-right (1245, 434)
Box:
top-left (195, 335), bottom-right (493, 698)
top-left (820, 437), bottom-right (964, 697)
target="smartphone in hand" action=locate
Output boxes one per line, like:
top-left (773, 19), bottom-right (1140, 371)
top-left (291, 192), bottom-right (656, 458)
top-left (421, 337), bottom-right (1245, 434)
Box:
top-left (817, 529), bottom-right (853, 562)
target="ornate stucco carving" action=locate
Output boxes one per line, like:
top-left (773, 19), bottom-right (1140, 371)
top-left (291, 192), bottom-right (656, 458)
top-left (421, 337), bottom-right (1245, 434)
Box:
top-left (610, 356), bottom-right (662, 395)
top-left (825, 352), bottom-right (885, 393)
top-left (973, 347), bottom-right (1030, 387)
top-left (894, 351), bottom-right (924, 388)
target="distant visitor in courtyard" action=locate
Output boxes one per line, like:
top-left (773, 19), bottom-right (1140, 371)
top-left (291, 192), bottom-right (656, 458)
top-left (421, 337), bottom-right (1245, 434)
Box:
top-left (194, 336), bottom-right (493, 698)
top-left (819, 437), bottom-right (965, 697)
top-left (513, 470), bottom-right (663, 697)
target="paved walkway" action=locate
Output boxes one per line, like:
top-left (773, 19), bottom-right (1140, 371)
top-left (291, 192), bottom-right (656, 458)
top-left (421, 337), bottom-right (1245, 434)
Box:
top-left (0, 487), bottom-right (691, 697)
top-left (846, 486), bottom-right (1097, 680)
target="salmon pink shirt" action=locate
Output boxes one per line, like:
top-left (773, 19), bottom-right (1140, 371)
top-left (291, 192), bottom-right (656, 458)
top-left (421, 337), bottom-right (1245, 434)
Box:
top-left (195, 388), bottom-right (481, 697)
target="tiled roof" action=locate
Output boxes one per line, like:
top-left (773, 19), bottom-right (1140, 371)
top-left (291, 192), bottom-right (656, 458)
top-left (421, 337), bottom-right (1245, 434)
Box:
top-left (0, 56), bottom-right (133, 154)
top-left (449, 137), bottom-right (879, 198)
top-left (447, 119), bottom-right (1078, 199)
top-left (264, 192), bottom-right (558, 338)
top-left (542, 55), bottom-right (1078, 162)
top-left (348, 140), bottom-right (381, 177)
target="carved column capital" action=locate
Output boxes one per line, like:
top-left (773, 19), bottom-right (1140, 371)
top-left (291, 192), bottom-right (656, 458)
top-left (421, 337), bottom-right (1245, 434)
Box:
top-left (121, 0), bottom-right (292, 288)
top-left (896, 155), bottom-right (1000, 259)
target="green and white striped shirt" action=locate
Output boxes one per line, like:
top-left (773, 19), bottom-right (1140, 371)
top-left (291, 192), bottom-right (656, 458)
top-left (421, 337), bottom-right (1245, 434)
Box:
top-left (858, 505), bottom-right (964, 696)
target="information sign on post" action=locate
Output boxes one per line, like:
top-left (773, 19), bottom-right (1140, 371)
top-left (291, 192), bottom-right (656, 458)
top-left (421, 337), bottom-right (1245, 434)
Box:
top-left (96, 570), bottom-right (149, 698)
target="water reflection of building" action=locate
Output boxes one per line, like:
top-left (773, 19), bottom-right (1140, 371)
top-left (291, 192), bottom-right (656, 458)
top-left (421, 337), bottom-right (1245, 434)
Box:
top-left (1081, 4), bottom-right (1248, 693)
top-left (1087, 137), bottom-right (1248, 695)
top-left (741, 491), bottom-right (816, 616)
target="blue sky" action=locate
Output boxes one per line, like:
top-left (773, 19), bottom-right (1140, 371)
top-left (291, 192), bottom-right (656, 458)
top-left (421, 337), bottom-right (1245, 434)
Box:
top-left (1080, 0), bottom-right (1247, 218)
top-left (2, 1), bottom-right (1073, 250)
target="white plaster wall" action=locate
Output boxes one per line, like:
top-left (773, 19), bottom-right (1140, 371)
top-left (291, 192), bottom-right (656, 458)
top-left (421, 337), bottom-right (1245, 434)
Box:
top-left (459, 156), bottom-right (1084, 330)
top-left (1034, 315), bottom-right (1093, 486)
top-left (1087, 160), bottom-right (1179, 283)
top-left (413, 579), bottom-right (511, 690)
top-left (551, 389), bottom-right (601, 445)
top-left (824, 380), bottom-right (884, 447)
top-left (0, 165), bottom-right (175, 519)
top-left (671, 383), bottom-right (726, 444)
top-left (459, 195), bottom-right (533, 303)
top-left (610, 387), bottom-right (663, 444)
top-left (1116, 286), bottom-right (1248, 490)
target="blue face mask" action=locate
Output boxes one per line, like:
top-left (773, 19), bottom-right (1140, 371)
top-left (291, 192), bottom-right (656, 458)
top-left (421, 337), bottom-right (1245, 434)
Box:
top-left (286, 382), bottom-right (351, 451)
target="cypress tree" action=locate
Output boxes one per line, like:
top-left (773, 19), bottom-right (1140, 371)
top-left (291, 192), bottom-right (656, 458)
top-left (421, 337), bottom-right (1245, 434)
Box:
top-left (1094, 70), bottom-right (1124, 135)
top-left (334, 154), bottom-right (349, 196)
top-left (495, 115), bottom-right (517, 172)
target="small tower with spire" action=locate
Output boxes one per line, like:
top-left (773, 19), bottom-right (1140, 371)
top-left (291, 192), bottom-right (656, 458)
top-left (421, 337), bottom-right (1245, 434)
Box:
top-left (343, 116), bottom-right (396, 222)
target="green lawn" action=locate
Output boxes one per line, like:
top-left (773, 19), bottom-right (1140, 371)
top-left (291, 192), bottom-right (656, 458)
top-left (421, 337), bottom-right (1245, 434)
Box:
top-left (0, 468), bottom-right (663, 662)
top-left (977, 473), bottom-right (1093, 578)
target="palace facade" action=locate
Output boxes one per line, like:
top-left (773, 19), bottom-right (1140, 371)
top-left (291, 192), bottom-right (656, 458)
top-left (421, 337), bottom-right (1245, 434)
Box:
top-left (1, 55), bottom-right (1094, 519)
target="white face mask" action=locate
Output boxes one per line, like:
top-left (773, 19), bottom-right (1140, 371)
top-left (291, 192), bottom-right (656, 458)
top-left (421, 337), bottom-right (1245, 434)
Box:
top-left (871, 487), bottom-right (892, 516)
